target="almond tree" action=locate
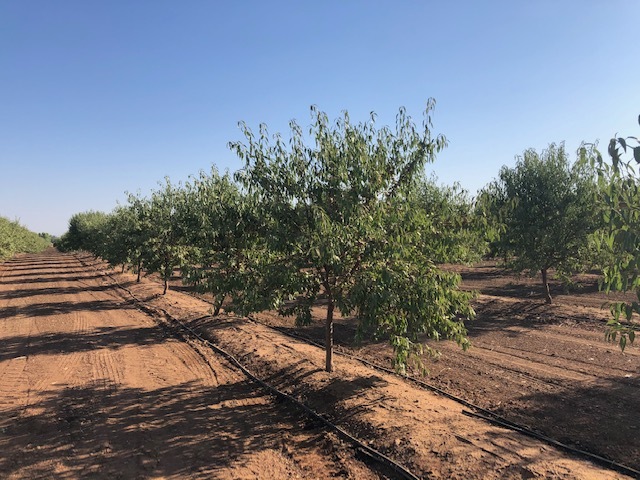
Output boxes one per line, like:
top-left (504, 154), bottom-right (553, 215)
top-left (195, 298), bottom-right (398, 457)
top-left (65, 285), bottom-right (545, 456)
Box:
top-left (230, 101), bottom-right (473, 373)
top-left (57, 210), bottom-right (109, 254)
top-left (412, 178), bottom-right (488, 264)
top-left (483, 143), bottom-right (601, 303)
top-left (179, 168), bottom-right (260, 315)
top-left (141, 180), bottom-right (188, 294)
top-left (97, 200), bottom-right (151, 277)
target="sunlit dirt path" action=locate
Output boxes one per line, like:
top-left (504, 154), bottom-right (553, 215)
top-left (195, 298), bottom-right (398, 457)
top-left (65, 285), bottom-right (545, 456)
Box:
top-left (0, 252), bottom-right (378, 479)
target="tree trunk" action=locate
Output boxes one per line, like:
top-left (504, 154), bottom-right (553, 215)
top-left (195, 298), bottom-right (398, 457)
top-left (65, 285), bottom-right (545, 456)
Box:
top-left (121, 264), bottom-right (125, 273)
top-left (212, 295), bottom-right (224, 316)
top-left (162, 261), bottom-right (170, 295)
top-left (541, 268), bottom-right (552, 304)
top-left (325, 298), bottom-right (334, 373)
top-left (136, 258), bottom-right (142, 282)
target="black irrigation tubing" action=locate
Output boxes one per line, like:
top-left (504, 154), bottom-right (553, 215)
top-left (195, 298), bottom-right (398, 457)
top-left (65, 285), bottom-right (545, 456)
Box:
top-left (149, 284), bottom-right (640, 478)
top-left (77, 256), bottom-right (640, 479)
top-left (241, 319), bottom-right (640, 479)
top-left (170, 318), bottom-right (420, 480)
top-left (74, 256), bottom-right (420, 480)
top-left (460, 410), bottom-right (640, 479)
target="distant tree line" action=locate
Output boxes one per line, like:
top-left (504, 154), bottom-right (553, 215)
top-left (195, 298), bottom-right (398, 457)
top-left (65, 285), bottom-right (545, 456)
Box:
top-left (0, 217), bottom-right (52, 261)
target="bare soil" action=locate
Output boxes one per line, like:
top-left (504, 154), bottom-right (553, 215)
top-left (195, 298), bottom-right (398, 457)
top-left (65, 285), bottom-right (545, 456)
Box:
top-left (0, 251), bottom-right (379, 479)
top-left (248, 262), bottom-right (640, 475)
top-left (1, 252), bottom-right (637, 479)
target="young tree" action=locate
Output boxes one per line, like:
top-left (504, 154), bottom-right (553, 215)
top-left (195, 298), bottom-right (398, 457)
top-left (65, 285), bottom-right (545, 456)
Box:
top-left (179, 169), bottom-right (259, 315)
top-left (57, 210), bottom-right (109, 254)
top-left (230, 101), bottom-right (473, 373)
top-left (593, 116), bottom-right (640, 349)
top-left (483, 143), bottom-right (601, 303)
top-left (97, 203), bottom-right (149, 275)
top-left (140, 180), bottom-right (188, 295)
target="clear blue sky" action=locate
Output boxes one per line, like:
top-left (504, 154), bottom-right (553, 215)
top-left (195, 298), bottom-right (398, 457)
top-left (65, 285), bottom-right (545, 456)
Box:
top-left (1, 1), bottom-right (638, 236)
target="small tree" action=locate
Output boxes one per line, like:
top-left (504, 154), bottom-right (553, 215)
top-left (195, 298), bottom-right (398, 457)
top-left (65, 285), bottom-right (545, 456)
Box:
top-left (179, 169), bottom-right (258, 315)
top-left (57, 211), bottom-right (109, 254)
top-left (141, 180), bottom-right (188, 294)
top-left (231, 101), bottom-right (473, 373)
top-left (484, 143), bottom-right (601, 303)
top-left (96, 202), bottom-right (149, 275)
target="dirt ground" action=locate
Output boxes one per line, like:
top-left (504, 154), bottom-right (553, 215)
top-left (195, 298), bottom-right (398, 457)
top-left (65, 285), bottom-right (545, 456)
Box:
top-left (1, 252), bottom-right (637, 479)
top-left (0, 251), bottom-right (380, 479)
top-left (249, 262), bottom-right (640, 474)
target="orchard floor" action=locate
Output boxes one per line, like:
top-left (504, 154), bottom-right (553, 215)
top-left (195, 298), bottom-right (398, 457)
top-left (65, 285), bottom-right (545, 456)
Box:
top-left (0, 252), bottom-right (379, 479)
top-left (1, 251), bottom-right (637, 479)
top-left (248, 262), bottom-right (640, 474)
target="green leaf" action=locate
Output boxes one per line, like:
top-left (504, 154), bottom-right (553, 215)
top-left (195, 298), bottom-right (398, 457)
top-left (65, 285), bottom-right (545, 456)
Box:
top-left (618, 137), bottom-right (627, 152)
top-left (634, 147), bottom-right (640, 164)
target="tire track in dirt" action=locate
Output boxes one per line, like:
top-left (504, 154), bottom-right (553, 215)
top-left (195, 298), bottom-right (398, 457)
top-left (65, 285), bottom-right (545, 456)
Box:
top-left (0, 252), bottom-right (383, 480)
top-left (450, 344), bottom-right (592, 382)
top-left (0, 256), bottom-right (38, 414)
top-left (481, 325), bottom-right (640, 359)
top-left (90, 348), bottom-right (124, 391)
top-left (0, 356), bottom-right (29, 413)
top-left (472, 341), bottom-right (638, 378)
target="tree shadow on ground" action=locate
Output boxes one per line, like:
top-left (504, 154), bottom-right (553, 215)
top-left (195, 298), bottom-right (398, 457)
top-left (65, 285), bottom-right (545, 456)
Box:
top-left (0, 256), bottom-right (84, 270)
top-left (0, 298), bottom-right (137, 319)
top-left (460, 266), bottom-right (603, 299)
top-left (0, 282), bottom-right (136, 302)
top-left (456, 265), bottom-right (512, 281)
top-left (0, 274), bottom-right (104, 285)
top-left (1, 268), bottom-right (97, 279)
top-left (1, 264), bottom-right (79, 272)
top-left (2, 257), bottom-right (79, 268)
top-left (202, 318), bottom-right (390, 416)
top-left (0, 379), bottom-right (327, 479)
top-left (0, 325), bottom-right (171, 362)
top-left (486, 375), bottom-right (640, 474)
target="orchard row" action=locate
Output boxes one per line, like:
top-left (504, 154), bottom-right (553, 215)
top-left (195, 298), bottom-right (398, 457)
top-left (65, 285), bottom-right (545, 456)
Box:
top-left (56, 103), bottom-right (640, 368)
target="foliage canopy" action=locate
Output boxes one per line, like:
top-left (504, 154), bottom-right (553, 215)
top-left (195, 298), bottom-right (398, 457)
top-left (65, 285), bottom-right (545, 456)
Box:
top-left (56, 102), bottom-right (480, 373)
top-left (230, 101), bottom-right (474, 372)
top-left (481, 143), bottom-right (601, 303)
top-left (0, 217), bottom-right (51, 261)
top-left (592, 115), bottom-right (640, 350)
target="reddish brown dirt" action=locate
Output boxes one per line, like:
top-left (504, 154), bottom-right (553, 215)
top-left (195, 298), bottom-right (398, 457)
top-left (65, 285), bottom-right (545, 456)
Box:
top-left (64, 254), bottom-right (637, 478)
top-left (3, 252), bottom-right (637, 478)
top-left (0, 252), bottom-right (380, 479)
top-left (245, 262), bottom-right (640, 474)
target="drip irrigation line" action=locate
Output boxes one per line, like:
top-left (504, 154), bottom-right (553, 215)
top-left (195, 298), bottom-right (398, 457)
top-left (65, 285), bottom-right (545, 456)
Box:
top-left (171, 318), bottom-right (420, 480)
top-left (461, 410), bottom-right (640, 478)
top-left (75, 255), bottom-right (420, 480)
top-left (76, 255), bottom-right (640, 479)
top-left (241, 320), bottom-right (640, 479)
top-left (146, 280), bottom-right (640, 478)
